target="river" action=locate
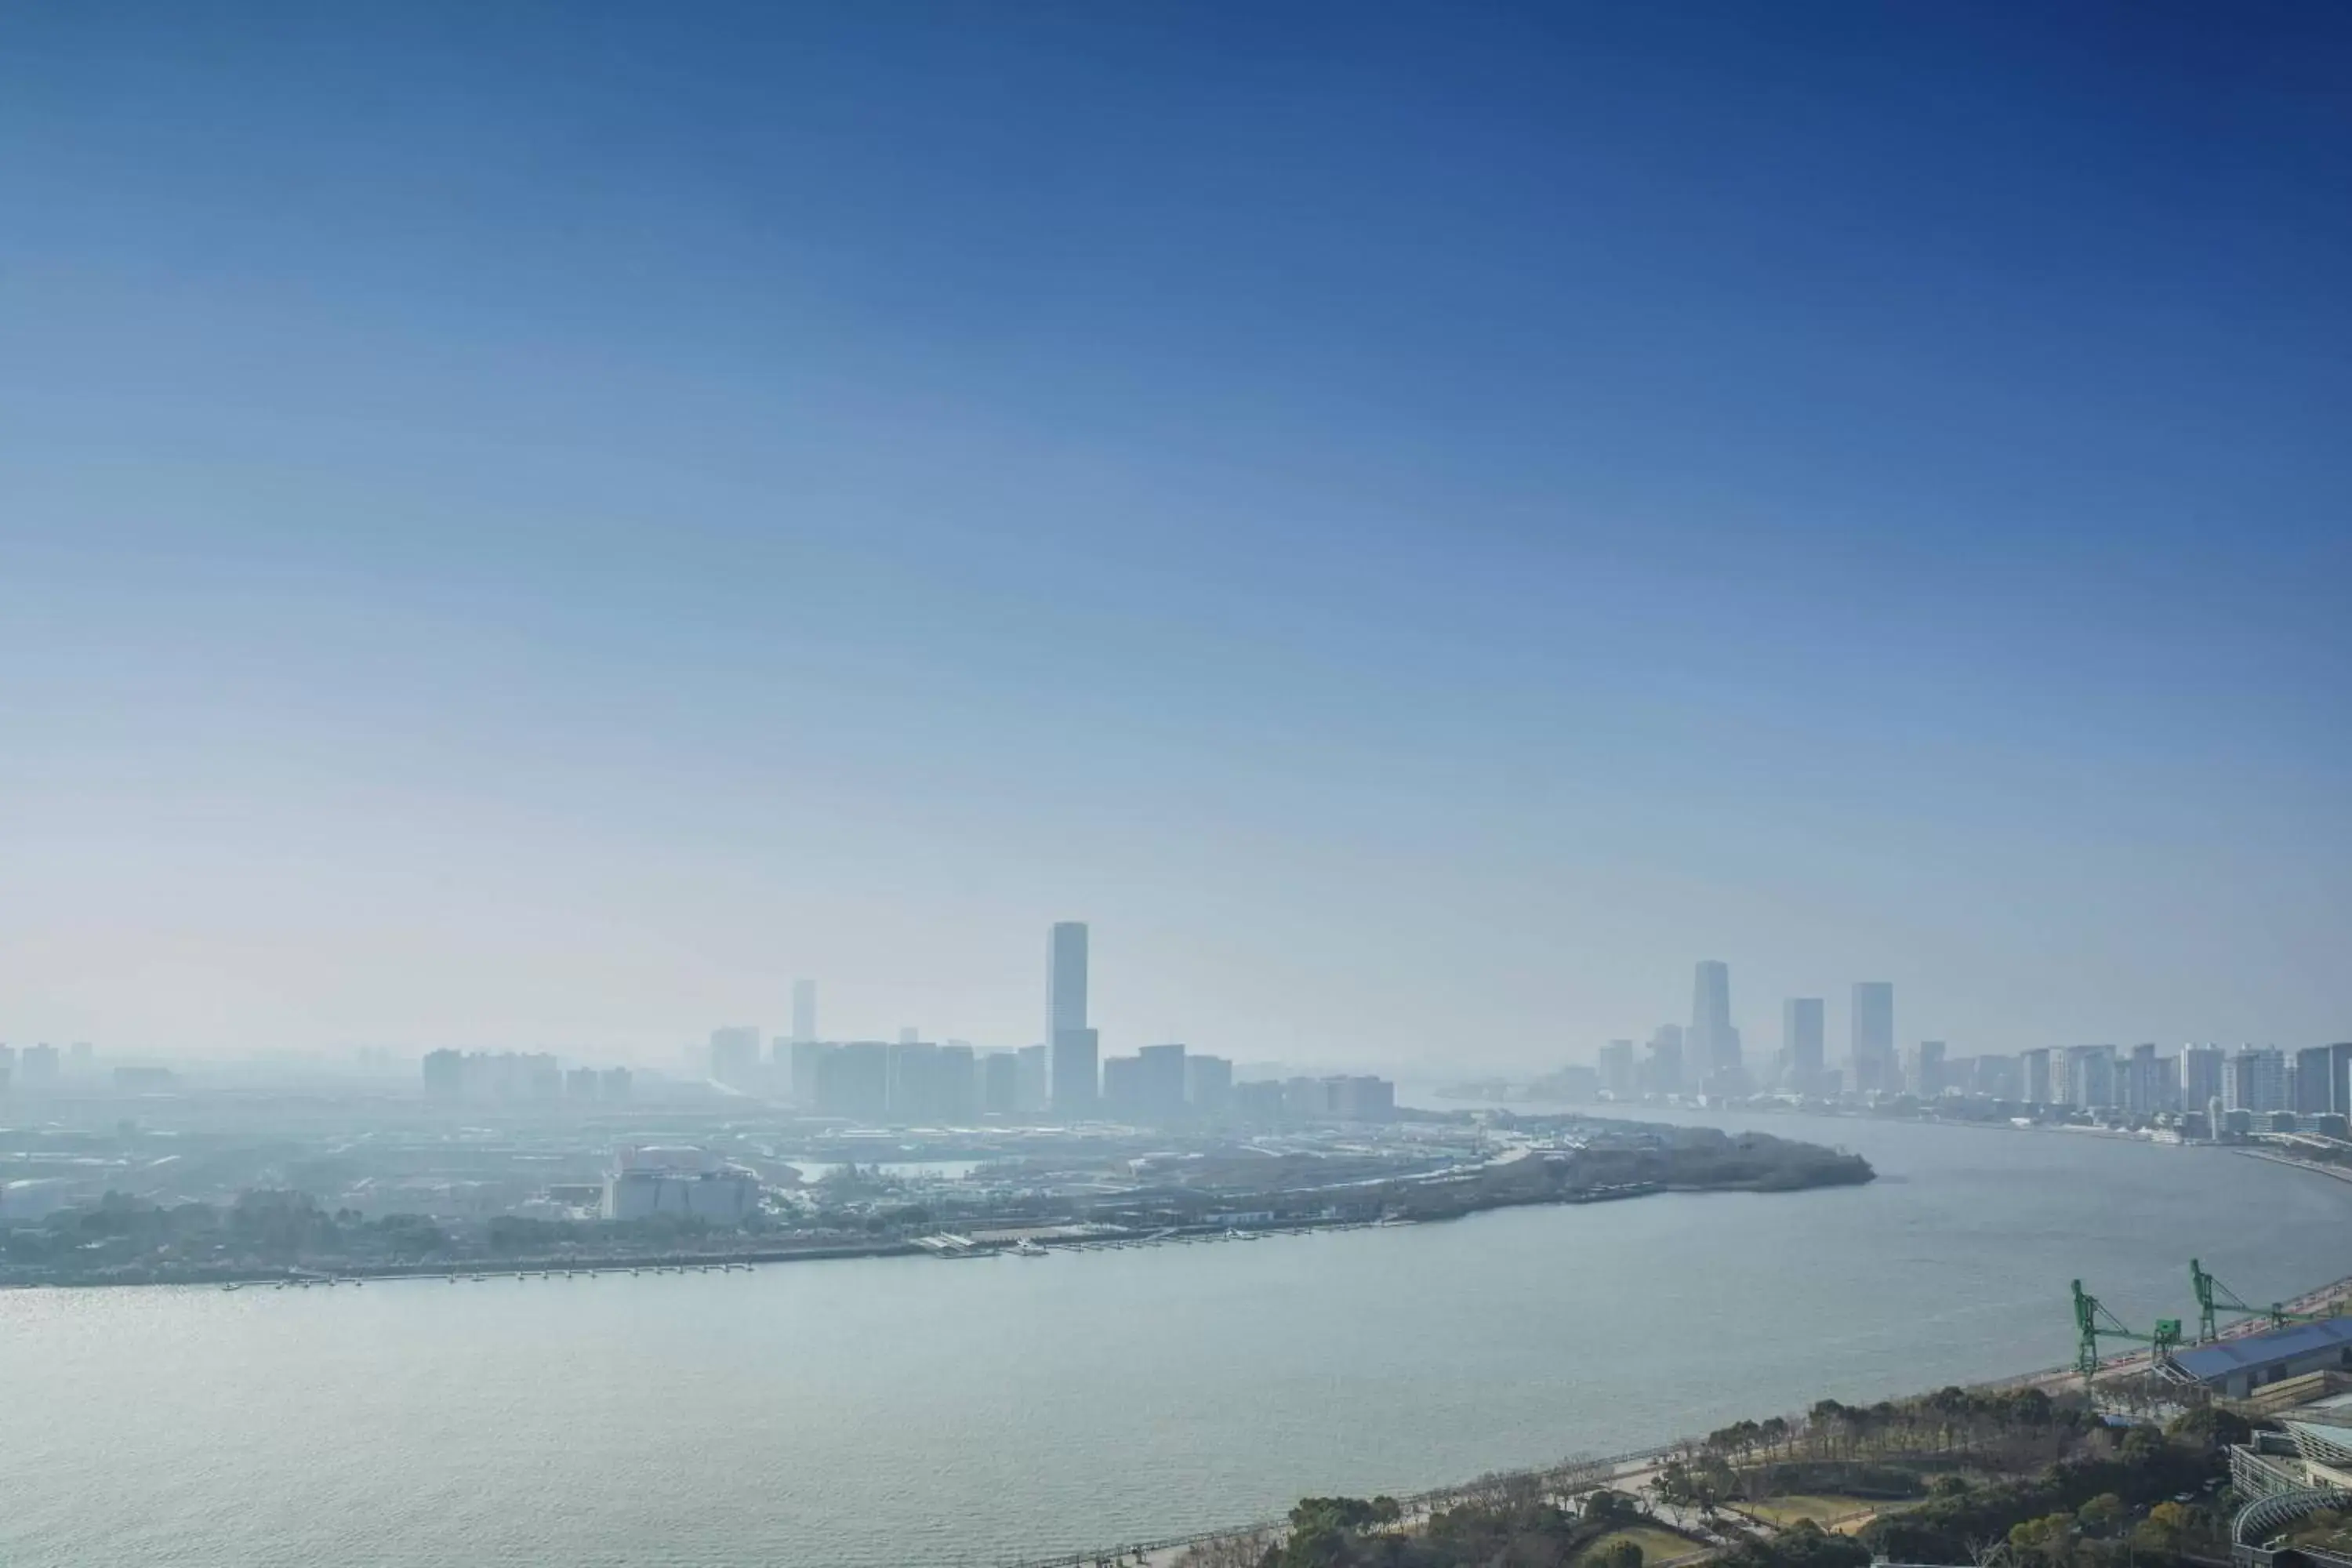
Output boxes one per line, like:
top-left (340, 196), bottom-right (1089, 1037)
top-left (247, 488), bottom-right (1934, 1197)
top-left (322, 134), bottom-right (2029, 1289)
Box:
top-left (3, 1110), bottom-right (2345, 1567)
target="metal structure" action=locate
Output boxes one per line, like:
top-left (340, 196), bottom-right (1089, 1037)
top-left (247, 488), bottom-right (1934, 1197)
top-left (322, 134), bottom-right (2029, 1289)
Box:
top-left (2230, 1486), bottom-right (2352, 1568)
top-left (2194, 1258), bottom-right (2342, 1343)
top-left (2072, 1278), bottom-right (2183, 1381)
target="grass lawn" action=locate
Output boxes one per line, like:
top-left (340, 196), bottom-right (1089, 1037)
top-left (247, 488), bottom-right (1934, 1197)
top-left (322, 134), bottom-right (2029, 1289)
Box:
top-left (1573, 1525), bottom-right (1707, 1565)
top-left (1731, 1494), bottom-right (1888, 1530)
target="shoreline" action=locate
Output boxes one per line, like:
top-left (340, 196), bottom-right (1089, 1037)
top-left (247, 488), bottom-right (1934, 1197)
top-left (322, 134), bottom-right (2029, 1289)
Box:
top-left (1008, 1231), bottom-right (2352, 1568)
top-left (0, 1159), bottom-right (1871, 1292)
top-left (2238, 1147), bottom-right (2352, 1184)
top-left (12, 1132), bottom-right (2347, 1567)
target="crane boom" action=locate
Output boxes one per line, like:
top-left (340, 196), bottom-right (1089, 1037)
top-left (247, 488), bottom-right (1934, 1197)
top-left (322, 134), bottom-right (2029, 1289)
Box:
top-left (2193, 1258), bottom-right (2336, 1342)
top-left (2073, 1279), bottom-right (2183, 1382)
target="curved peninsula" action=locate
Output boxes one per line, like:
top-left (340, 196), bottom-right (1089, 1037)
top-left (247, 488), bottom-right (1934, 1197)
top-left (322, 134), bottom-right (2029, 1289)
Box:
top-left (1367, 1116), bottom-right (1875, 1224)
top-left (0, 1115), bottom-right (1867, 1288)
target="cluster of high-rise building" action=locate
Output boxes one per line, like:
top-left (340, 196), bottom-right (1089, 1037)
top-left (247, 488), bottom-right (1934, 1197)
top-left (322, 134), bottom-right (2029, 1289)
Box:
top-left (422, 1050), bottom-right (632, 1104)
top-left (0, 1042), bottom-right (92, 1095)
top-left (1588, 963), bottom-right (2347, 1128)
top-left (696, 921), bottom-right (1392, 1128)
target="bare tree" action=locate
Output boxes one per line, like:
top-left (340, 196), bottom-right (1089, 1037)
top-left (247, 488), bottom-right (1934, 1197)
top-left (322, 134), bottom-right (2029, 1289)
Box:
top-left (1172, 1529), bottom-right (1276, 1568)
top-left (1968, 1534), bottom-right (2016, 1568)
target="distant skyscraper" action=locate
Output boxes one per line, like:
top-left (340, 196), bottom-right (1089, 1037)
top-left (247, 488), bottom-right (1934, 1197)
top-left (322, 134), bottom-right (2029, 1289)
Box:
top-left (1974, 1054), bottom-right (2021, 1101)
top-left (422, 1048), bottom-right (463, 1101)
top-left (982, 1051), bottom-right (1019, 1116)
top-left (1047, 921), bottom-right (1096, 1112)
top-left (2124, 1043), bottom-right (2161, 1116)
top-left (1642, 1025), bottom-right (1685, 1095)
top-left (1052, 1029), bottom-right (1099, 1112)
top-left (788, 1040), bottom-right (829, 1105)
top-left (791, 979), bottom-right (817, 1044)
top-left (2293, 1044), bottom-right (2352, 1117)
top-left (1048, 921), bottom-right (1088, 1040)
top-left (2020, 1047), bottom-right (2053, 1105)
top-left (1780, 1000), bottom-right (1825, 1094)
top-left (1689, 960), bottom-right (1743, 1091)
top-left (1014, 1044), bottom-right (1048, 1112)
top-left (1597, 1040), bottom-right (1636, 1098)
top-left (816, 1042), bottom-right (891, 1120)
top-left (2227, 1047), bottom-right (2288, 1115)
top-left (1691, 960), bottom-right (1730, 1038)
top-left (1850, 983), bottom-right (1894, 1096)
top-left (1911, 1040), bottom-right (1947, 1098)
top-left (708, 1026), bottom-right (762, 1088)
top-left (2061, 1044), bottom-right (2118, 1109)
top-left (2181, 1045), bottom-right (2225, 1110)
top-left (938, 1043), bottom-right (977, 1122)
top-left (1184, 1053), bottom-right (1233, 1112)
top-left (887, 1040), bottom-right (943, 1120)
top-left (1136, 1044), bottom-right (1188, 1121)
top-left (711, 1028), bottom-right (758, 1085)
top-left (1102, 1054), bottom-right (1143, 1113)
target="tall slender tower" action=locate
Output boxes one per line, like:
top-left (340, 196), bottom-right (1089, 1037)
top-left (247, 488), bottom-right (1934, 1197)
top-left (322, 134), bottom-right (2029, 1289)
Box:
top-left (1782, 998), bottom-right (1825, 1093)
top-left (1851, 982), bottom-right (1895, 1095)
top-left (791, 978), bottom-right (817, 1044)
top-left (1047, 921), bottom-right (1096, 1112)
top-left (1690, 960), bottom-right (1741, 1090)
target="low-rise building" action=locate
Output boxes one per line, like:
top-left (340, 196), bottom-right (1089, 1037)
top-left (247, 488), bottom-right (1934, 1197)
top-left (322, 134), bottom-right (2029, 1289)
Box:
top-left (602, 1146), bottom-right (759, 1225)
top-left (2176, 1319), bottom-right (2352, 1399)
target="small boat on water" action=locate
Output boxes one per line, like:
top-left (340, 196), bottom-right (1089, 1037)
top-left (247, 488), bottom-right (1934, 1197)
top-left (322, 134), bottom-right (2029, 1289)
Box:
top-left (1013, 1239), bottom-right (1049, 1258)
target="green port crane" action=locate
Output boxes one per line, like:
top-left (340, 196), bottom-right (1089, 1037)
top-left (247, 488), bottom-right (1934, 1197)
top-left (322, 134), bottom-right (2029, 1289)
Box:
top-left (2072, 1279), bottom-right (2183, 1381)
top-left (2191, 1258), bottom-right (2341, 1342)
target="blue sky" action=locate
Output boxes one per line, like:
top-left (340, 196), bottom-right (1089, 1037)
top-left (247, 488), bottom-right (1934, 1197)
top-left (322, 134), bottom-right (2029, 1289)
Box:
top-left (2, 2), bottom-right (2347, 1068)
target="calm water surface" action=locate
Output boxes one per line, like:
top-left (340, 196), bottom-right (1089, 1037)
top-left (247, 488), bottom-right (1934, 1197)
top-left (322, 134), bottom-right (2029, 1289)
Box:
top-left (5, 1112), bottom-right (2347, 1567)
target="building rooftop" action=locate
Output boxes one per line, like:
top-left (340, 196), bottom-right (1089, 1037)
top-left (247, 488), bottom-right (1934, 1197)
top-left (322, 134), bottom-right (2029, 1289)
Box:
top-left (2172, 1318), bottom-right (2352, 1382)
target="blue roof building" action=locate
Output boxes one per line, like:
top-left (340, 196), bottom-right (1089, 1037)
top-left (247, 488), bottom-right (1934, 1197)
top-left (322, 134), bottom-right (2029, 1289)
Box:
top-left (2175, 1319), bottom-right (2352, 1398)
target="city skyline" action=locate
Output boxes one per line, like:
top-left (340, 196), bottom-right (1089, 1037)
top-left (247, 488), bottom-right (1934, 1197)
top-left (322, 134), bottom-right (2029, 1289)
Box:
top-left (3, 5), bottom-right (2347, 1067)
top-left (8, 935), bottom-right (2347, 1076)
top-left (4, 7), bottom-right (2350, 1567)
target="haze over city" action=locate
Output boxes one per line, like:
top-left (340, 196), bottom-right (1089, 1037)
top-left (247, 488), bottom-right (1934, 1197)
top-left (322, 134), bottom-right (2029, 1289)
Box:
top-left (9, 9), bottom-right (2352, 1568)
top-left (4, 4), bottom-right (2347, 1069)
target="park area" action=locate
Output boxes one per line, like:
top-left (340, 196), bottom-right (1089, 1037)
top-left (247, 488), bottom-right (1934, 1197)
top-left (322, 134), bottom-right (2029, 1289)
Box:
top-left (1722, 1497), bottom-right (1882, 1532)
top-left (1170, 1382), bottom-right (2250, 1568)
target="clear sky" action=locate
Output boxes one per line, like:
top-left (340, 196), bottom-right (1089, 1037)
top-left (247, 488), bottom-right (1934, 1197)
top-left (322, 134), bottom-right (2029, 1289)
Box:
top-left (2, 3), bottom-right (2347, 1070)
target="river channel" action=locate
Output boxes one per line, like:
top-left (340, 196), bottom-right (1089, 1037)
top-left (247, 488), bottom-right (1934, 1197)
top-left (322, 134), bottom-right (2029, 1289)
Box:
top-left (3, 1110), bottom-right (2344, 1566)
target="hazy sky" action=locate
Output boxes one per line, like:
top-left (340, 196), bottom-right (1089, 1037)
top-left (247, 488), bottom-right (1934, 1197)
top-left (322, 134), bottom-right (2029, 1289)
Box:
top-left (3, 4), bottom-right (2347, 1070)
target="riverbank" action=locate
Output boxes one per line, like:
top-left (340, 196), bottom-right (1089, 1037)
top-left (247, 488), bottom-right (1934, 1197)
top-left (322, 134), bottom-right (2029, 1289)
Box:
top-left (0, 1237), bottom-right (924, 1290)
top-left (0, 1173), bottom-right (1798, 1290)
top-left (1, 1120), bottom-right (1871, 1289)
top-left (1012, 1237), bottom-right (2352, 1568)
top-left (9, 1112), bottom-right (2332, 1568)
top-left (2240, 1148), bottom-right (2352, 1185)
